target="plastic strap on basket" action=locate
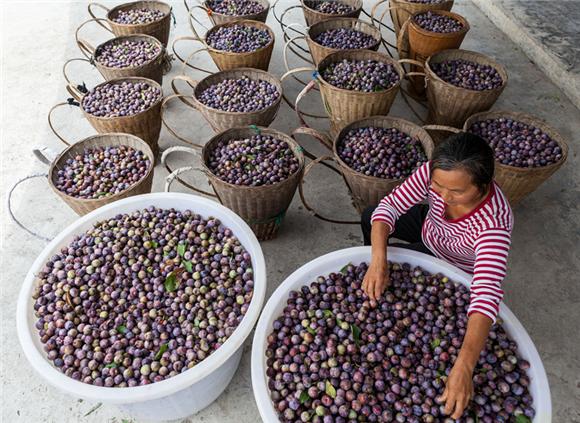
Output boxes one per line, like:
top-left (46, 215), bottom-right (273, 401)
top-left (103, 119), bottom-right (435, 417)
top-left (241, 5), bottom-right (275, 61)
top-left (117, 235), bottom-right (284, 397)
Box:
top-left (7, 173), bottom-right (54, 242)
top-left (299, 156), bottom-right (359, 225)
top-left (280, 67), bottom-right (327, 119)
top-left (247, 210), bottom-right (286, 227)
top-left (162, 146), bottom-right (213, 193)
top-left (160, 93), bottom-right (204, 148)
top-left (249, 124), bottom-right (261, 135)
top-left (87, 3), bottom-right (114, 33)
top-left (165, 165), bottom-right (217, 198)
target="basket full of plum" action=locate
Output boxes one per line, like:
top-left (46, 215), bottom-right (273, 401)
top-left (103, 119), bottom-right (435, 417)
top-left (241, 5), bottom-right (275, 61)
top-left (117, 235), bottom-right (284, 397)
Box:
top-left (48, 133), bottom-right (154, 215)
top-left (424, 49), bottom-right (508, 127)
top-left (88, 1), bottom-right (172, 46)
top-left (296, 116), bottom-right (434, 215)
top-left (301, 0), bottom-right (362, 26)
top-left (305, 18), bottom-right (382, 66)
top-left (465, 110), bottom-right (569, 205)
top-left (164, 126), bottom-right (304, 240)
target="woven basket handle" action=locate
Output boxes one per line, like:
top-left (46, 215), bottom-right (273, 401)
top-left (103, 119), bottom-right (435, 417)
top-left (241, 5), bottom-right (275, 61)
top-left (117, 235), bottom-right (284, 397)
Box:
top-left (399, 58), bottom-right (427, 79)
top-left (7, 173), bottom-right (55, 242)
top-left (165, 166), bottom-right (217, 197)
top-left (292, 127), bottom-right (340, 173)
top-left (397, 19), bottom-right (410, 57)
top-left (422, 124), bottom-right (461, 134)
top-left (183, 0), bottom-right (204, 13)
top-left (294, 80), bottom-right (333, 128)
top-left (161, 93), bottom-right (204, 148)
top-left (170, 74), bottom-right (200, 109)
top-left (188, 5), bottom-right (212, 34)
top-left (180, 47), bottom-right (213, 75)
top-left (370, 1), bottom-right (397, 29)
top-left (62, 58), bottom-right (94, 86)
top-left (162, 146), bottom-right (217, 195)
top-left (75, 18), bottom-right (112, 58)
top-left (299, 156), bottom-right (359, 225)
top-left (87, 3), bottom-right (114, 32)
top-left (279, 5), bottom-right (306, 39)
top-left (280, 67), bottom-right (327, 120)
top-left (48, 102), bottom-right (81, 146)
top-left (283, 35), bottom-right (314, 88)
top-left (172, 35), bottom-right (203, 68)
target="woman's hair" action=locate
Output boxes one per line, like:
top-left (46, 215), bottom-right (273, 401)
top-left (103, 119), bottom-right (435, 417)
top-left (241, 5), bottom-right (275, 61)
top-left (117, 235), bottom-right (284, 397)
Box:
top-left (431, 132), bottom-right (495, 194)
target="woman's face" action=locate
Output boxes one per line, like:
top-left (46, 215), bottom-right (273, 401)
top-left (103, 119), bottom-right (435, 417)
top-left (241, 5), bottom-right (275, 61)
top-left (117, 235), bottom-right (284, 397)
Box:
top-left (431, 168), bottom-right (484, 206)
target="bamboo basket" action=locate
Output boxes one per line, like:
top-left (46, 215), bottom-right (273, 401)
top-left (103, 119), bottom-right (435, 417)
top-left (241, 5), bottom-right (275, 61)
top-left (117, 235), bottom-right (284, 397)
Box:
top-left (306, 18), bottom-right (382, 65)
top-left (173, 20), bottom-right (275, 73)
top-left (74, 31), bottom-right (165, 85)
top-left (48, 133), bottom-right (154, 215)
top-left (163, 127), bottom-right (305, 240)
top-left (295, 116), bottom-right (435, 219)
top-left (187, 0), bottom-right (270, 27)
top-left (407, 10), bottom-right (469, 64)
top-left (423, 49), bottom-right (508, 127)
top-left (171, 69), bottom-right (282, 133)
top-left (88, 1), bottom-right (172, 46)
top-left (52, 76), bottom-right (163, 159)
top-left (464, 111), bottom-right (569, 206)
top-left (301, 0), bottom-right (363, 26)
top-left (315, 50), bottom-right (405, 133)
top-left (389, 0), bottom-right (454, 38)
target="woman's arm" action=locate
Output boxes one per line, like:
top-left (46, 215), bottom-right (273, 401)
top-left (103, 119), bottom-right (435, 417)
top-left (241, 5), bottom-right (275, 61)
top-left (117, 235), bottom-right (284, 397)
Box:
top-left (362, 221), bottom-right (391, 301)
top-left (441, 227), bottom-right (512, 418)
top-left (439, 313), bottom-right (492, 419)
top-left (362, 163), bottom-right (431, 300)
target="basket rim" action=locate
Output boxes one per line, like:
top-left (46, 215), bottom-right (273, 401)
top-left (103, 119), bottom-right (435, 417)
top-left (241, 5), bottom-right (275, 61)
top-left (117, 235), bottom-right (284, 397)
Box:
top-left (47, 133), bottom-right (155, 205)
top-left (463, 110), bottom-right (569, 173)
top-left (203, 0), bottom-right (270, 18)
top-left (316, 50), bottom-right (404, 96)
top-left (331, 115), bottom-right (435, 184)
top-left (204, 19), bottom-right (275, 57)
top-left (93, 34), bottom-right (165, 71)
top-left (300, 0), bottom-right (363, 16)
top-left (193, 68), bottom-right (282, 116)
top-left (425, 48), bottom-right (508, 93)
top-left (79, 76), bottom-right (163, 121)
top-left (307, 17), bottom-right (382, 47)
top-left (200, 126), bottom-right (305, 192)
top-left (392, 0), bottom-right (454, 4)
top-left (107, 0), bottom-right (172, 27)
top-left (409, 10), bottom-right (470, 38)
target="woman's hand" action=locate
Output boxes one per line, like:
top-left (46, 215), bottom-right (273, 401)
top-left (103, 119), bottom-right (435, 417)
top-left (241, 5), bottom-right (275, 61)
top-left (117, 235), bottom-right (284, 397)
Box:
top-left (362, 260), bottom-right (389, 301)
top-left (438, 359), bottom-right (474, 419)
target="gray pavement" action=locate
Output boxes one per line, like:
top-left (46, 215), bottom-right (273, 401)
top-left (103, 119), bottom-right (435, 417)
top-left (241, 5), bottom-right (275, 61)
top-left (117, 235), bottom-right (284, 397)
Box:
top-left (1, 1), bottom-right (579, 422)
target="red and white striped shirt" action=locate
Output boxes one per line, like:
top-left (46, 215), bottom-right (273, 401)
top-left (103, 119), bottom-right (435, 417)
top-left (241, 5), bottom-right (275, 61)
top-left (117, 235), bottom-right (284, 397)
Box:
top-left (371, 162), bottom-right (513, 323)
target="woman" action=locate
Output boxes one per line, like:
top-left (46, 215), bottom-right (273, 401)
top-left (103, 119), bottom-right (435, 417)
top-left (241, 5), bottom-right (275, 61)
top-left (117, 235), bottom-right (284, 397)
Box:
top-left (361, 132), bottom-right (513, 419)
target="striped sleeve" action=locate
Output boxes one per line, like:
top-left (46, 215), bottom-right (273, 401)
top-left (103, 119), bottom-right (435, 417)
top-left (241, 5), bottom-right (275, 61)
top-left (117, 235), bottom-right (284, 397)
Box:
top-left (370, 162), bottom-right (431, 233)
top-left (468, 228), bottom-right (511, 323)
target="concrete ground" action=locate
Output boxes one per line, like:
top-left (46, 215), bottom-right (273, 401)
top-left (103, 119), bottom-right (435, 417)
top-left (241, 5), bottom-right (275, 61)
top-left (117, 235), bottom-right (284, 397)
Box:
top-left (1, 1), bottom-right (578, 422)
top-left (472, 0), bottom-right (580, 110)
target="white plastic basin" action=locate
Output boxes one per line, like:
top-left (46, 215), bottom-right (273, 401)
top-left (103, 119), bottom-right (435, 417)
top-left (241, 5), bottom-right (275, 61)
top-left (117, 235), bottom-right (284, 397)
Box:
top-left (17, 193), bottom-right (267, 421)
top-left (251, 246), bottom-right (551, 422)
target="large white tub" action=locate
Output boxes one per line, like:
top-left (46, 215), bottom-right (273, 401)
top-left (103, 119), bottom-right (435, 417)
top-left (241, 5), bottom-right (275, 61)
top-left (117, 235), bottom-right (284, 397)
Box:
top-left (251, 247), bottom-right (551, 422)
top-left (17, 193), bottom-right (267, 421)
